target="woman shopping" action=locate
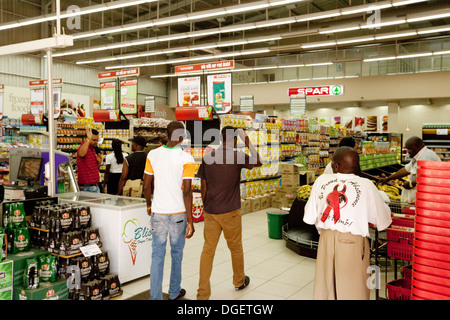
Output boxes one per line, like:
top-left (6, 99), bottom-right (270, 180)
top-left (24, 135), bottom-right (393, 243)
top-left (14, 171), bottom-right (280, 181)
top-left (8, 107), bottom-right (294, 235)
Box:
top-left (103, 139), bottom-right (127, 195)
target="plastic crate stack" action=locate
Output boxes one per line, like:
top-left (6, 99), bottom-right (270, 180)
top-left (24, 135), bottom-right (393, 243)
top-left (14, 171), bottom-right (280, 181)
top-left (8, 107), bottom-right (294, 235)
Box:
top-left (412, 160), bottom-right (450, 300)
top-left (385, 203), bottom-right (415, 300)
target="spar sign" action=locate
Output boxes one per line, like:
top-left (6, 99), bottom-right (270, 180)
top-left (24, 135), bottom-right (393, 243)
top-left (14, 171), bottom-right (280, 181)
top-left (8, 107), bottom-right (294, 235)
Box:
top-left (288, 85), bottom-right (344, 97)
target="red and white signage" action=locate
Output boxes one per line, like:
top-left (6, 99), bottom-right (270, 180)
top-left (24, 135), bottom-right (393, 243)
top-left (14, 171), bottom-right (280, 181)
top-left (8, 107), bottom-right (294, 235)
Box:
top-left (98, 68), bottom-right (140, 80)
top-left (175, 106), bottom-right (213, 121)
top-left (175, 60), bottom-right (234, 74)
top-left (29, 78), bottom-right (63, 87)
top-left (288, 85), bottom-right (344, 97)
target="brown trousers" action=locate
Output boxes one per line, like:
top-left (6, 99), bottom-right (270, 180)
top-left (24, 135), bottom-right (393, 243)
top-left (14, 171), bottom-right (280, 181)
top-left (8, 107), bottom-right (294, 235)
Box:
top-left (197, 210), bottom-right (245, 300)
top-left (313, 229), bottom-right (370, 300)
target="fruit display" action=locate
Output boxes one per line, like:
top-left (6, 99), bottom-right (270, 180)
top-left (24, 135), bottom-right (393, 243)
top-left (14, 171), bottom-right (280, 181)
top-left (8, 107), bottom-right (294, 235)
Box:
top-left (297, 185), bottom-right (312, 200)
top-left (376, 183), bottom-right (402, 200)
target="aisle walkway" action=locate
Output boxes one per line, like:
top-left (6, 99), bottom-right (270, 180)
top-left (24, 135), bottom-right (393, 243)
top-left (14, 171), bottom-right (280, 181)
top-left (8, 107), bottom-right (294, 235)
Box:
top-left (117, 209), bottom-right (395, 300)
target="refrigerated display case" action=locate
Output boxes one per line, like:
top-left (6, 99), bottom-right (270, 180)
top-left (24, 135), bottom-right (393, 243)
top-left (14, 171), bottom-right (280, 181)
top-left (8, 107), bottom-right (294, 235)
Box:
top-left (58, 192), bottom-right (151, 284)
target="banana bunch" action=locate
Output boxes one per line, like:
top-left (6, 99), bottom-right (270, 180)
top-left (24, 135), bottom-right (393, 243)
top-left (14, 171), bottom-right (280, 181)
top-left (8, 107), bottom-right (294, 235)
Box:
top-left (297, 185), bottom-right (312, 200)
top-left (377, 184), bottom-right (402, 200)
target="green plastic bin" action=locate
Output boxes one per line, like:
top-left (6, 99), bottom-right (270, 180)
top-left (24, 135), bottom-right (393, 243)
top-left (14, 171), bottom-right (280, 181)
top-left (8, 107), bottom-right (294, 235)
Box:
top-left (266, 210), bottom-right (289, 239)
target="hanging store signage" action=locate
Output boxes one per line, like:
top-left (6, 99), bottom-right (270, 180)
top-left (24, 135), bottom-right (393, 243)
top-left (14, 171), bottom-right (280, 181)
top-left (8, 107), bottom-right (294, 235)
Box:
top-left (144, 96), bottom-right (155, 113)
top-left (288, 85), bottom-right (344, 96)
top-left (207, 73), bottom-right (232, 114)
top-left (100, 81), bottom-right (117, 110)
top-left (93, 109), bottom-right (120, 122)
top-left (120, 78), bottom-right (138, 115)
top-left (29, 79), bottom-right (63, 118)
top-left (240, 95), bottom-right (254, 112)
top-left (98, 68), bottom-right (140, 80)
top-left (177, 76), bottom-right (201, 107)
top-left (29, 79), bottom-right (63, 87)
top-left (175, 60), bottom-right (234, 74)
top-left (30, 88), bottom-right (45, 115)
top-left (175, 106), bottom-right (213, 121)
top-left (290, 94), bottom-right (306, 116)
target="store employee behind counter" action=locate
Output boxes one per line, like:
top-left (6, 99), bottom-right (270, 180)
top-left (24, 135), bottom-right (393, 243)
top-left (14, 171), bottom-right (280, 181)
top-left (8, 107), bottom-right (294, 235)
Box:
top-left (304, 146), bottom-right (392, 300)
top-left (378, 136), bottom-right (440, 203)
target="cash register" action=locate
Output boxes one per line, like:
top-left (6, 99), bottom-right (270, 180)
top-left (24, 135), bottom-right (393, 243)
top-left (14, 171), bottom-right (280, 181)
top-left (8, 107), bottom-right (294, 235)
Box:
top-left (16, 156), bottom-right (47, 199)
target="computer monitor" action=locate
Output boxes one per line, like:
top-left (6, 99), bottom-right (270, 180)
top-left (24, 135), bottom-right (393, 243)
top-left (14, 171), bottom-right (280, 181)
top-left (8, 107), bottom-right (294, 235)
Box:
top-left (16, 157), bottom-right (43, 184)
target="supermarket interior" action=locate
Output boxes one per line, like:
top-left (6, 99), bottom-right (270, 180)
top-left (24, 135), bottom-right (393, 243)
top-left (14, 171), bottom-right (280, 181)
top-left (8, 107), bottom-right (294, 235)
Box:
top-left (0, 0), bottom-right (450, 304)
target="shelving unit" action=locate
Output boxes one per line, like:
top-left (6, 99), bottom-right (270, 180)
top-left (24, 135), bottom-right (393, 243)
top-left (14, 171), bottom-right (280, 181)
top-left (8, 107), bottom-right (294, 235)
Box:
top-left (422, 123), bottom-right (450, 162)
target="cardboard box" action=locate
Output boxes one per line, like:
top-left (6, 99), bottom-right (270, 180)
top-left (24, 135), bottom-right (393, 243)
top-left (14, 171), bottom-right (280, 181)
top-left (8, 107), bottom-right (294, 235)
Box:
top-left (250, 197), bottom-right (261, 212)
top-left (0, 287), bottom-right (13, 300)
top-left (280, 164), bottom-right (303, 175)
top-left (0, 259), bottom-right (13, 290)
top-left (299, 171), bottom-right (315, 186)
top-left (14, 278), bottom-right (68, 300)
top-left (240, 199), bottom-right (251, 215)
top-left (260, 195), bottom-right (271, 209)
top-left (281, 174), bottom-right (300, 187)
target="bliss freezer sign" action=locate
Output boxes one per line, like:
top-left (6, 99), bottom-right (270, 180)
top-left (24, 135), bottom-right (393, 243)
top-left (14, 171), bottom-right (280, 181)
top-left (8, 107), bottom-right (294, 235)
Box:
top-left (288, 85), bottom-right (344, 96)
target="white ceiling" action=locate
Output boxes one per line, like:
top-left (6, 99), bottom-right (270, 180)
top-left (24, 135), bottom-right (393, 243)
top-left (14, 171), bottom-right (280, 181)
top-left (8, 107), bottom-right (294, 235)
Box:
top-left (1, 0), bottom-right (449, 77)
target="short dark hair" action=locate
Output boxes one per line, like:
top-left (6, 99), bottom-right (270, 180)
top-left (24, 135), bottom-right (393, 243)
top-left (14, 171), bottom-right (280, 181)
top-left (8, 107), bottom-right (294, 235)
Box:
top-left (221, 126), bottom-right (237, 142)
top-left (339, 136), bottom-right (356, 148)
top-left (167, 121), bottom-right (185, 139)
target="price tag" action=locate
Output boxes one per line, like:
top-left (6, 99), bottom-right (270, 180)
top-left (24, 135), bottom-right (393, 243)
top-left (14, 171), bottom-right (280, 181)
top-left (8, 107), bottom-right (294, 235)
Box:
top-left (436, 128), bottom-right (448, 135)
top-left (80, 244), bottom-right (102, 257)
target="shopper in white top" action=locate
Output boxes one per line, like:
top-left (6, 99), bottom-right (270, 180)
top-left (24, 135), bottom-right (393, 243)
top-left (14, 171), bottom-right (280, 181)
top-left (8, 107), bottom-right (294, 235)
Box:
top-left (378, 136), bottom-right (440, 202)
top-left (304, 146), bottom-right (392, 300)
top-left (143, 121), bottom-right (196, 301)
top-left (102, 139), bottom-right (127, 195)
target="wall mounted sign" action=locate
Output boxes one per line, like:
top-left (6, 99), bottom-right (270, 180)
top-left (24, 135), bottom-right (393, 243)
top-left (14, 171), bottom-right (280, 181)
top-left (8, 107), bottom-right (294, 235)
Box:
top-left (288, 85), bottom-right (344, 96)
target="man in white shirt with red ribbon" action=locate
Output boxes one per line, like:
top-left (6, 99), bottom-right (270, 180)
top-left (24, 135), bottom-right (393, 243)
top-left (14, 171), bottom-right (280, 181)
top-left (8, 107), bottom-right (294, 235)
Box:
top-left (304, 146), bottom-right (392, 300)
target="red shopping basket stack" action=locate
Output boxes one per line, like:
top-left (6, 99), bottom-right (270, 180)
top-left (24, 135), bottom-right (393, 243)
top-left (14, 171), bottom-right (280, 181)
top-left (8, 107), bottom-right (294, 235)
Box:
top-left (412, 160), bottom-right (450, 300)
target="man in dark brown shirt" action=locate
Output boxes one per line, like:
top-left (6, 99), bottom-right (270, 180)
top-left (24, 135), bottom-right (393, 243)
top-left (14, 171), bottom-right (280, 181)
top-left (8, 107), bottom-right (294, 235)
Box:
top-left (196, 126), bottom-right (262, 300)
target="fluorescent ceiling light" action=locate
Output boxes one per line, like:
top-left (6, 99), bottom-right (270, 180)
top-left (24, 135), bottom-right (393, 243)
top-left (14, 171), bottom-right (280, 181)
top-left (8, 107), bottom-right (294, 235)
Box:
top-left (407, 12), bottom-right (450, 23)
top-left (398, 52), bottom-right (432, 59)
top-left (361, 18), bottom-right (406, 29)
top-left (337, 37), bottom-right (374, 45)
top-left (375, 31), bottom-right (417, 40)
top-left (319, 26), bottom-right (360, 34)
top-left (105, 48), bottom-right (270, 69)
top-left (341, 2), bottom-right (393, 15)
top-left (364, 51), bottom-right (433, 62)
top-left (71, 0), bottom-right (306, 39)
top-left (418, 26), bottom-right (450, 34)
top-left (302, 42), bottom-right (336, 49)
top-left (393, 0), bottom-right (428, 6)
top-left (0, 0), bottom-right (157, 31)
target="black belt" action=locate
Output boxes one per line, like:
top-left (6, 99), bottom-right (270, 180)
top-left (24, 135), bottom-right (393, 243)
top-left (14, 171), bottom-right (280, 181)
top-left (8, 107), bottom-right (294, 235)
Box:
top-left (80, 183), bottom-right (98, 187)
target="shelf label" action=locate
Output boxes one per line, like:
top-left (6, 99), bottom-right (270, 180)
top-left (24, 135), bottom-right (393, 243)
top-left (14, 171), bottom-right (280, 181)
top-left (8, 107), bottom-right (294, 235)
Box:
top-left (80, 244), bottom-right (102, 257)
top-left (436, 128), bottom-right (448, 135)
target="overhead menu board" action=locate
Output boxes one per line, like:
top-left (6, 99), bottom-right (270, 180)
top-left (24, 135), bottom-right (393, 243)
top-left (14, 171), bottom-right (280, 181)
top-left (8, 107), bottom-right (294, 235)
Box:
top-left (207, 73), bottom-right (232, 114)
top-left (120, 79), bottom-right (138, 115)
top-left (177, 76), bottom-right (201, 107)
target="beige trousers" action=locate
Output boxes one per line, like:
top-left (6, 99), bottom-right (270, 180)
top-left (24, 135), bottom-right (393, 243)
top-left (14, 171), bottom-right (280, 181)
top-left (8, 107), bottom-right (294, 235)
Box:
top-left (197, 210), bottom-right (245, 300)
top-left (313, 229), bottom-right (370, 300)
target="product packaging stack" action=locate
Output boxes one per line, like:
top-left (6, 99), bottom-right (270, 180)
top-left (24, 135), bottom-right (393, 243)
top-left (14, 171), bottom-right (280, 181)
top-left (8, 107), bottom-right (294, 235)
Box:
top-left (411, 160), bottom-right (450, 300)
top-left (272, 164), bottom-right (314, 209)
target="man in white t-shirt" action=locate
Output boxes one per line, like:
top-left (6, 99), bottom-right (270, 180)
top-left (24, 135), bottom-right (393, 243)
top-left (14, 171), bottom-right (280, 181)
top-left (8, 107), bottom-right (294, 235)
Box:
top-left (143, 121), bottom-right (196, 300)
top-left (304, 146), bottom-right (392, 300)
top-left (379, 136), bottom-right (440, 203)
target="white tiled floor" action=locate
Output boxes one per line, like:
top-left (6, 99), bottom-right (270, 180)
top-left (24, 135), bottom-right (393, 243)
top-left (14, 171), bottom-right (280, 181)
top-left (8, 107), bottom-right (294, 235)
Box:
top-left (117, 208), bottom-right (397, 300)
